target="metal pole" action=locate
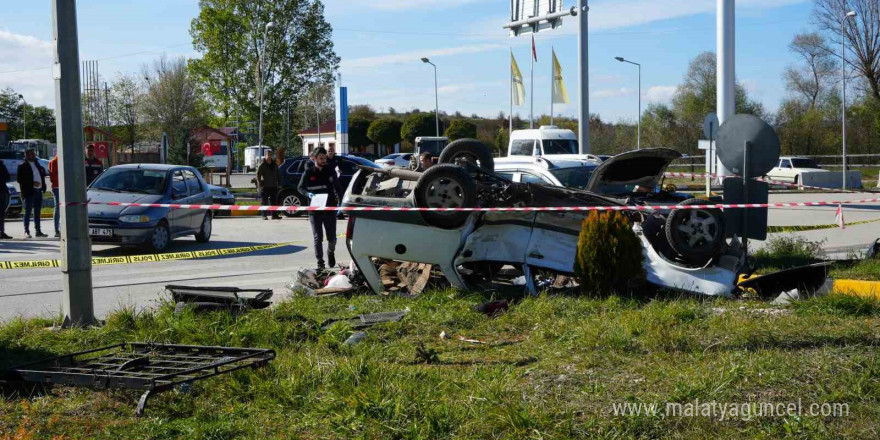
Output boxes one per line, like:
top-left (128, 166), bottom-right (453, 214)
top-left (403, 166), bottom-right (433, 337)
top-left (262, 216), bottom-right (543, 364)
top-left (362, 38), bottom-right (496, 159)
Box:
top-left (637, 62), bottom-right (641, 150)
top-left (509, 49), bottom-right (513, 139)
top-left (530, 37), bottom-right (534, 129)
top-left (577, 0), bottom-right (590, 154)
top-left (433, 63), bottom-right (439, 136)
top-left (742, 141), bottom-right (750, 258)
top-left (550, 46), bottom-right (554, 126)
top-left (20, 96), bottom-right (26, 139)
top-left (52, 0), bottom-right (95, 327)
top-left (258, 53), bottom-right (265, 148)
top-left (716, 0), bottom-right (735, 178)
top-left (842, 17), bottom-right (848, 191)
top-left (316, 86), bottom-right (322, 149)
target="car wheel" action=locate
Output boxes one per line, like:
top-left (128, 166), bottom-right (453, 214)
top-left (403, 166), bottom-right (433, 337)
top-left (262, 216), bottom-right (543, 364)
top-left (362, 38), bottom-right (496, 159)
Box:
top-left (438, 138), bottom-right (494, 173)
top-left (664, 199), bottom-right (725, 266)
top-left (148, 222), bottom-right (171, 253)
top-left (195, 212), bottom-right (212, 243)
top-left (280, 191), bottom-right (305, 218)
top-left (414, 164), bottom-right (477, 229)
top-left (793, 175), bottom-right (799, 185)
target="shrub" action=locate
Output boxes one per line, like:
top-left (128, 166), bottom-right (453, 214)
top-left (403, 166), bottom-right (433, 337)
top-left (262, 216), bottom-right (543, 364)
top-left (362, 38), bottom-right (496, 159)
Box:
top-left (752, 236), bottom-right (825, 270)
top-left (444, 119), bottom-right (478, 141)
top-left (574, 212), bottom-right (645, 296)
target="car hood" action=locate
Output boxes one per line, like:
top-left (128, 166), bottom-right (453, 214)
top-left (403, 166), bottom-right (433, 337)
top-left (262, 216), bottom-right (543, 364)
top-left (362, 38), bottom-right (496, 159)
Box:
top-left (585, 148), bottom-right (682, 193)
top-left (87, 190), bottom-right (165, 217)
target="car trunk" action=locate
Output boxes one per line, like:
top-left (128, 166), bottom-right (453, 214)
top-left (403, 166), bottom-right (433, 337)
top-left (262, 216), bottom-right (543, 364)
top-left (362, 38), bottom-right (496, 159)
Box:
top-left (585, 148), bottom-right (681, 195)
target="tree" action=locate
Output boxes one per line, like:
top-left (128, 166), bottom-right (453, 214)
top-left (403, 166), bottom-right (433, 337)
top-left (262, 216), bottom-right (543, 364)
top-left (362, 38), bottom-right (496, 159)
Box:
top-left (367, 118), bottom-right (402, 154)
top-left (401, 112), bottom-right (440, 145)
top-left (349, 104), bottom-right (377, 120)
top-left (784, 32), bottom-right (837, 109)
top-left (494, 127), bottom-right (509, 154)
top-left (108, 74), bottom-right (144, 154)
top-left (444, 119), bottom-right (477, 141)
top-left (142, 56), bottom-right (207, 166)
top-left (814, 0), bottom-right (880, 101)
top-left (189, 0), bottom-right (340, 145)
top-left (348, 116), bottom-right (373, 149)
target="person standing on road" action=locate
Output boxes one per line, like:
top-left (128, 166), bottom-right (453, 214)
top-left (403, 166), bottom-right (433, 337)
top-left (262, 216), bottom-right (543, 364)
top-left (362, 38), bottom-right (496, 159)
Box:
top-left (298, 146), bottom-right (343, 270)
top-left (256, 150), bottom-right (282, 220)
top-left (84, 144), bottom-right (104, 186)
top-left (16, 148), bottom-right (48, 238)
top-left (48, 154), bottom-right (61, 237)
top-left (0, 159), bottom-right (12, 239)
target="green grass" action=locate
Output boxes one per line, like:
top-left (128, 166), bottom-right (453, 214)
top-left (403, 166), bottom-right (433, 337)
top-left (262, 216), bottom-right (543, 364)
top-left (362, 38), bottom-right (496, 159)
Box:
top-left (1, 290), bottom-right (878, 439)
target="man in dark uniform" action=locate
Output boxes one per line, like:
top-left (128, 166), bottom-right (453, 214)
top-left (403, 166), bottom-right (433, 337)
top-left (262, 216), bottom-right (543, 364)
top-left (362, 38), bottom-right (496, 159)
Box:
top-left (256, 150), bottom-right (282, 220)
top-left (84, 144), bottom-right (104, 185)
top-left (298, 147), bottom-right (343, 269)
top-left (16, 148), bottom-right (48, 238)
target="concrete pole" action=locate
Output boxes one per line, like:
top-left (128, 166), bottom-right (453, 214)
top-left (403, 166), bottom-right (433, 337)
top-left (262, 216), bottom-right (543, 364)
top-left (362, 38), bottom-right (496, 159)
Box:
top-left (577, 0), bottom-right (590, 154)
top-left (433, 64), bottom-right (440, 137)
top-left (52, 0), bottom-right (95, 327)
top-left (716, 0), bottom-right (735, 178)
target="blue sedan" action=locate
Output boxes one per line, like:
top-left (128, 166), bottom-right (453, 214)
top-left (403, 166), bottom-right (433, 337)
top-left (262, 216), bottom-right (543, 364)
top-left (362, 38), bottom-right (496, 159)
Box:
top-left (87, 164), bottom-right (213, 252)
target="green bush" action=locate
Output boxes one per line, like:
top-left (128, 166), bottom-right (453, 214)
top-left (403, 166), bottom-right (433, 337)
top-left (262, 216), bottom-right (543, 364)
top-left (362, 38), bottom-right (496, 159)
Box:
top-left (573, 212), bottom-right (645, 296)
top-left (444, 119), bottom-right (477, 141)
top-left (752, 236), bottom-right (825, 271)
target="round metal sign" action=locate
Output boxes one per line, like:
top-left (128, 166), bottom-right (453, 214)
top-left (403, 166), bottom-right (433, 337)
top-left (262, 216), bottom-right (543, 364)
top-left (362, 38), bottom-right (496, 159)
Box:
top-left (703, 113), bottom-right (719, 140)
top-left (716, 114), bottom-right (780, 177)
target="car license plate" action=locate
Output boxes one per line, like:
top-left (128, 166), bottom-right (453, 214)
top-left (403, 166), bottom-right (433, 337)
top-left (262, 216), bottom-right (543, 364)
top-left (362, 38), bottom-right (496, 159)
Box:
top-left (89, 228), bottom-right (113, 237)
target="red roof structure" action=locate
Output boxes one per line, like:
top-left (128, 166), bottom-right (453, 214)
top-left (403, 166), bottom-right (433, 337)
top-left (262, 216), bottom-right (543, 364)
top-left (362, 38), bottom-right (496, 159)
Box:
top-left (298, 120), bottom-right (336, 135)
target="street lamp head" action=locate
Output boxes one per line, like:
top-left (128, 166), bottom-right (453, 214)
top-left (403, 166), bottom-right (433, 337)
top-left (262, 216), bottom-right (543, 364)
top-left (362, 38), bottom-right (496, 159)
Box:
top-left (614, 57), bottom-right (625, 62)
top-left (265, 22), bottom-right (275, 30)
top-left (421, 57), bottom-right (430, 63)
top-left (846, 11), bottom-right (857, 18)
top-left (18, 94), bottom-right (24, 99)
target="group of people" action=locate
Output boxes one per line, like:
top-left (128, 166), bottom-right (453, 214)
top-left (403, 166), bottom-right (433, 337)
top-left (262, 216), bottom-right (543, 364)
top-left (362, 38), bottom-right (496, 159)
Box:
top-left (0, 144), bottom-right (104, 240)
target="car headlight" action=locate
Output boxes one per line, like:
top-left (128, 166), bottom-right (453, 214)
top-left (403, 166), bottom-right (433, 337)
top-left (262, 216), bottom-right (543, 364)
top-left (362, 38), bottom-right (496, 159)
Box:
top-left (119, 215), bottom-right (151, 223)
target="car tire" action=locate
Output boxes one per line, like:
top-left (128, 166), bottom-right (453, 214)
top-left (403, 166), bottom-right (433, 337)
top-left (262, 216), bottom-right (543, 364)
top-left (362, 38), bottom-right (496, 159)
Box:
top-left (414, 164), bottom-right (477, 229)
top-left (793, 175), bottom-right (799, 185)
top-left (438, 138), bottom-right (494, 173)
top-left (147, 221), bottom-right (171, 253)
top-left (665, 199), bottom-right (725, 266)
top-left (195, 212), bottom-right (212, 243)
top-left (280, 190), bottom-right (306, 218)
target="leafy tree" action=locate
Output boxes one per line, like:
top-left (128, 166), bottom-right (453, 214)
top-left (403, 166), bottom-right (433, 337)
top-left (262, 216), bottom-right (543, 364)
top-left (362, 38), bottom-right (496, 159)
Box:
top-left (814, 0), bottom-right (880, 101)
top-left (444, 119), bottom-right (477, 141)
top-left (142, 56), bottom-right (207, 165)
top-left (348, 116), bottom-right (373, 149)
top-left (349, 104), bottom-right (377, 120)
top-left (189, 0), bottom-right (340, 146)
top-left (494, 127), bottom-right (508, 154)
top-left (784, 32), bottom-right (837, 109)
top-left (401, 112), bottom-right (441, 145)
top-left (367, 118), bottom-right (402, 153)
top-left (108, 74), bottom-right (144, 154)
top-left (0, 88), bottom-right (56, 142)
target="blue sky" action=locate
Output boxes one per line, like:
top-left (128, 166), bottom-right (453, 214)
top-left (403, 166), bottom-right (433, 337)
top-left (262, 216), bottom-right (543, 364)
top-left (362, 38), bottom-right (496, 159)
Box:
top-left (0, 0), bottom-right (816, 123)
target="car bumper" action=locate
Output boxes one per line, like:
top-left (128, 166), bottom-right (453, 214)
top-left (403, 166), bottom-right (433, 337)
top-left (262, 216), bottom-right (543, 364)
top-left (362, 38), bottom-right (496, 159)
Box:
top-left (87, 220), bottom-right (157, 245)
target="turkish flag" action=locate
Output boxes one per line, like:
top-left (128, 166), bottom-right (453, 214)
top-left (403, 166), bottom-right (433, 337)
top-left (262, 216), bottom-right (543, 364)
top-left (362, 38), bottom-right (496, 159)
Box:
top-left (201, 142), bottom-right (214, 156)
top-left (93, 141), bottom-right (109, 159)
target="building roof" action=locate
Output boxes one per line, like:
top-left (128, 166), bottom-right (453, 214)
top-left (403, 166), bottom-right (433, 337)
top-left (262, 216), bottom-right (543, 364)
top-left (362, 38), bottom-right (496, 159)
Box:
top-left (299, 120), bottom-right (337, 135)
top-left (191, 125), bottom-right (233, 141)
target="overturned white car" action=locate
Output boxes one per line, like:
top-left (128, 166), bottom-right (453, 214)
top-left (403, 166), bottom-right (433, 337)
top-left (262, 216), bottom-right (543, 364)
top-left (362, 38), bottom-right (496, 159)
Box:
top-left (342, 139), bottom-right (744, 296)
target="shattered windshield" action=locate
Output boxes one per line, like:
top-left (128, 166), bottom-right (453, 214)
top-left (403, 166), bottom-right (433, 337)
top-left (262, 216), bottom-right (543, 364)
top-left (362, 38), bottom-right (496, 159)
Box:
top-left (541, 139), bottom-right (578, 155)
top-left (549, 167), bottom-right (594, 190)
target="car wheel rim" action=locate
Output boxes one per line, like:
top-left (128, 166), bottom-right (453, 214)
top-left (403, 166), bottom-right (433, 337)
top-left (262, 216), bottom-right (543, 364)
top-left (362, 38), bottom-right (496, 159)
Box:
top-left (153, 227), bottom-right (169, 250)
top-left (283, 195), bottom-right (301, 208)
top-left (676, 210), bottom-right (718, 248)
top-left (424, 177), bottom-right (465, 212)
top-left (452, 152), bottom-right (481, 168)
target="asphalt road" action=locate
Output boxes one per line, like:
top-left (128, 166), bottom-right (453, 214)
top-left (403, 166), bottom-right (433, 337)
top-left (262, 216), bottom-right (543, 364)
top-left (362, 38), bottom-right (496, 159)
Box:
top-left (0, 191), bottom-right (878, 322)
top-left (0, 216), bottom-right (338, 322)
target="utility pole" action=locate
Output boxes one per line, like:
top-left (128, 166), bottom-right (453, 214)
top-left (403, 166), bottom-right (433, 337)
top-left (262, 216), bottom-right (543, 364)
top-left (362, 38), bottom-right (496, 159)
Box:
top-left (577, 0), bottom-right (590, 154)
top-left (52, 0), bottom-right (95, 327)
top-left (103, 82), bottom-right (112, 165)
top-left (716, 0), bottom-right (735, 178)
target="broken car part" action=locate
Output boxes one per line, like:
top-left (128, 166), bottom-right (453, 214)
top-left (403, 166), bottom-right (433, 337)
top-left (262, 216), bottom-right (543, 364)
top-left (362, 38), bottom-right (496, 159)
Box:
top-left (321, 310), bottom-right (408, 330)
top-left (737, 262), bottom-right (832, 299)
top-left (166, 285), bottom-right (273, 314)
top-left (6, 342), bottom-right (275, 416)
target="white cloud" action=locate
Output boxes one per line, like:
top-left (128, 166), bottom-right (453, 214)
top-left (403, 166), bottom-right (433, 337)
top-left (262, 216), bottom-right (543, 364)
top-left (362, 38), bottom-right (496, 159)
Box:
top-left (341, 43), bottom-right (506, 69)
top-left (0, 30), bottom-right (55, 107)
top-left (645, 85), bottom-right (678, 103)
top-left (593, 87), bottom-right (634, 99)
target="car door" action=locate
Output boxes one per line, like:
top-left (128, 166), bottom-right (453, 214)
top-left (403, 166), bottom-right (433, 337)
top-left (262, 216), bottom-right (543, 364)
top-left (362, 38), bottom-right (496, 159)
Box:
top-left (777, 159), bottom-right (795, 181)
top-left (183, 169), bottom-right (206, 230)
top-left (525, 211), bottom-right (584, 273)
top-left (168, 169), bottom-right (190, 235)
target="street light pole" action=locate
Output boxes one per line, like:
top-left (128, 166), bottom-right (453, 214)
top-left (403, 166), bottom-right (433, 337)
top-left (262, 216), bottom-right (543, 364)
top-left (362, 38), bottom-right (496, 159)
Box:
top-left (258, 22), bottom-right (274, 148)
top-left (18, 94), bottom-right (26, 139)
top-left (421, 58), bottom-right (439, 136)
top-left (841, 11), bottom-right (857, 191)
top-left (614, 57), bottom-right (641, 150)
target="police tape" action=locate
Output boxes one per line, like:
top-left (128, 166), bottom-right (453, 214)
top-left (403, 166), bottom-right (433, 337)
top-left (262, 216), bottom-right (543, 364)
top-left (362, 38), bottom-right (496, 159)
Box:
top-left (59, 197), bottom-right (880, 213)
top-left (0, 242), bottom-right (293, 270)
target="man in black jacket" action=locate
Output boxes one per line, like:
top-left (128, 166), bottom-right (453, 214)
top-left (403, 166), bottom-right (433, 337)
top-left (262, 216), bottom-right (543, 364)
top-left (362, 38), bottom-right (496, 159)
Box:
top-left (0, 159), bottom-right (12, 239)
top-left (16, 149), bottom-right (48, 238)
top-left (298, 146), bottom-right (343, 269)
top-left (256, 150), bottom-right (282, 220)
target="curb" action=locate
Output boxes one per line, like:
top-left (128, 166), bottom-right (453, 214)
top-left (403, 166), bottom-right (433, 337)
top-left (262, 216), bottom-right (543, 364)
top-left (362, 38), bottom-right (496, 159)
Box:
top-left (832, 279), bottom-right (880, 299)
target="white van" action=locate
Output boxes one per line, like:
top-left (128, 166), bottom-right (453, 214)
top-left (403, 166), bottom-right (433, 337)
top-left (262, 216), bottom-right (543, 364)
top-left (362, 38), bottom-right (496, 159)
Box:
top-left (508, 126), bottom-right (603, 163)
top-left (243, 145), bottom-right (272, 173)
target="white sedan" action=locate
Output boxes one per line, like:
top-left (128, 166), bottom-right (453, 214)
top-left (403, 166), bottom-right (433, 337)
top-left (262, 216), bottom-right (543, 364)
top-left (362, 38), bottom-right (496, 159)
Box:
top-left (765, 157), bottom-right (828, 184)
top-left (374, 153), bottom-right (413, 168)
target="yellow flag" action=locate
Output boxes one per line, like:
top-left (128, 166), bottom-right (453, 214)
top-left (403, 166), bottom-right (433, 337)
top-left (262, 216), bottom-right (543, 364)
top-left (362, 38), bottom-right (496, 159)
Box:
top-left (511, 52), bottom-right (526, 106)
top-left (552, 49), bottom-right (570, 104)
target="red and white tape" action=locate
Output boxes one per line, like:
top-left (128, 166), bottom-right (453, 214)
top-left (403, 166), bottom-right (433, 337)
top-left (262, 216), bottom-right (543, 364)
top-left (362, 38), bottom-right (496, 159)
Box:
top-left (64, 197), bottom-right (880, 213)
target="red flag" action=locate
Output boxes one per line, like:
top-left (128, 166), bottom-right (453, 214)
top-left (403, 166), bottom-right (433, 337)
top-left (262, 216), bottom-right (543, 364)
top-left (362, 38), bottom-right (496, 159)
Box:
top-left (531, 34), bottom-right (538, 62)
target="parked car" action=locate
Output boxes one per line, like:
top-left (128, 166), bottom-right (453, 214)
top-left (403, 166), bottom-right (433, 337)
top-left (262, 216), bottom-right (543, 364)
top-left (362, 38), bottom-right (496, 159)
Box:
top-left (207, 184), bottom-right (236, 214)
top-left (1, 150), bottom-right (50, 178)
top-left (494, 156), bottom-right (599, 190)
top-left (342, 139), bottom-right (742, 297)
top-left (348, 152), bottom-right (381, 162)
top-left (5, 183), bottom-right (22, 217)
top-left (243, 145), bottom-right (272, 173)
top-left (375, 153), bottom-right (414, 168)
top-left (277, 154), bottom-right (381, 217)
top-left (765, 156), bottom-right (828, 184)
top-left (87, 164), bottom-right (213, 252)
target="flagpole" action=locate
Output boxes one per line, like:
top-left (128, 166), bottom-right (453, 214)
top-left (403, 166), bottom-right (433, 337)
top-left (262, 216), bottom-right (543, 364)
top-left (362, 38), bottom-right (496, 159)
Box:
top-left (530, 36), bottom-right (535, 129)
top-left (510, 49), bottom-right (514, 138)
top-left (550, 47), bottom-right (555, 126)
